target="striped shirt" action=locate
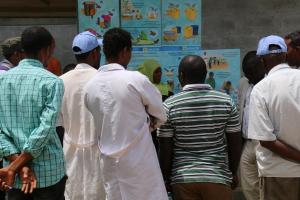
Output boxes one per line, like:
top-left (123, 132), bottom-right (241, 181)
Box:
top-left (0, 59), bottom-right (65, 188)
top-left (158, 84), bottom-right (240, 186)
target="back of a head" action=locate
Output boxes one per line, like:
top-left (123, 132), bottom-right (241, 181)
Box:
top-left (286, 30), bottom-right (300, 48)
top-left (1, 37), bottom-right (23, 60)
top-left (179, 55), bottom-right (207, 85)
top-left (103, 28), bottom-right (132, 60)
top-left (242, 51), bottom-right (257, 73)
top-left (21, 26), bottom-right (53, 57)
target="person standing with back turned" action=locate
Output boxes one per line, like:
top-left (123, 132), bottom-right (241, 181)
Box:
top-left (57, 31), bottom-right (105, 200)
top-left (84, 28), bottom-right (168, 200)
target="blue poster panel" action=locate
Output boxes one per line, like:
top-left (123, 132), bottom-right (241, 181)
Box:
top-left (199, 49), bottom-right (241, 104)
top-left (121, 0), bottom-right (161, 28)
top-left (162, 0), bottom-right (201, 47)
top-left (78, 0), bottom-right (120, 37)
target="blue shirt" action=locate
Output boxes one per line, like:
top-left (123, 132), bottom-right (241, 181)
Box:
top-left (0, 59), bottom-right (65, 188)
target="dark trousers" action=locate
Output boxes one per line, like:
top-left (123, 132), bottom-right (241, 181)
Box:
top-left (7, 176), bottom-right (67, 200)
top-left (0, 161), bottom-right (6, 200)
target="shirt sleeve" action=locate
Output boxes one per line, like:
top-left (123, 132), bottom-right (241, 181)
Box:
top-left (139, 76), bottom-right (167, 128)
top-left (157, 102), bottom-right (174, 138)
top-left (23, 78), bottom-right (64, 159)
top-left (225, 98), bottom-right (241, 133)
top-left (247, 88), bottom-right (276, 141)
top-left (0, 130), bottom-right (20, 158)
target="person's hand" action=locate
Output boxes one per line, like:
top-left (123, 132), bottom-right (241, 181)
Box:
top-left (231, 174), bottom-right (239, 190)
top-left (0, 178), bottom-right (11, 191)
top-left (0, 166), bottom-right (16, 191)
top-left (149, 115), bottom-right (157, 131)
top-left (19, 166), bottom-right (37, 194)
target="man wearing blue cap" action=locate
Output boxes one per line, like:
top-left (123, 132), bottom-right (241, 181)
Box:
top-left (248, 35), bottom-right (300, 200)
top-left (57, 31), bottom-right (105, 200)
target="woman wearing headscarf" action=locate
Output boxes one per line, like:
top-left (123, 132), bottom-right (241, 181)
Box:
top-left (138, 59), bottom-right (173, 101)
top-left (138, 59), bottom-right (173, 151)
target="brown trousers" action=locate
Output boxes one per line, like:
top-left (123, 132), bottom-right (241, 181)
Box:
top-left (259, 177), bottom-right (300, 200)
top-left (172, 182), bottom-right (232, 200)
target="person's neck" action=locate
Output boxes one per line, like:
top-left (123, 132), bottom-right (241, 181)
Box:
top-left (106, 59), bottom-right (125, 68)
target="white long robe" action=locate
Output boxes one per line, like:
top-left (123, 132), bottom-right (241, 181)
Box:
top-left (59, 64), bottom-right (105, 200)
top-left (84, 63), bottom-right (168, 200)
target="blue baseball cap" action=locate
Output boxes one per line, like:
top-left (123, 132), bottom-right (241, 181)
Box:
top-left (72, 31), bottom-right (103, 55)
top-left (256, 35), bottom-right (287, 56)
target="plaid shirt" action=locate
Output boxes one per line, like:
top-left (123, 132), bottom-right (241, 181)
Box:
top-left (0, 59), bottom-right (65, 188)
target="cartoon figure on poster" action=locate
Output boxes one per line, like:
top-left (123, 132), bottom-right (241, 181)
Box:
top-left (78, 0), bottom-right (119, 37)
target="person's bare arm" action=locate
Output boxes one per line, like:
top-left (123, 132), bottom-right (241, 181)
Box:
top-left (226, 132), bottom-right (242, 189)
top-left (260, 140), bottom-right (300, 163)
top-left (158, 137), bottom-right (173, 192)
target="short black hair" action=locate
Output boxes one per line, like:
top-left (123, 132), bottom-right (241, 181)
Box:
top-left (242, 51), bottom-right (257, 73)
top-left (63, 63), bottom-right (76, 74)
top-left (179, 55), bottom-right (207, 84)
top-left (74, 46), bottom-right (100, 61)
top-left (21, 26), bottom-right (53, 57)
top-left (103, 28), bottom-right (132, 59)
top-left (286, 30), bottom-right (300, 48)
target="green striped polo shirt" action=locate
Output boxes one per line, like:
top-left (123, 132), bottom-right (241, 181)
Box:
top-left (158, 84), bottom-right (240, 186)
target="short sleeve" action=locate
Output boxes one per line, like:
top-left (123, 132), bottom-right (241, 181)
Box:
top-left (225, 98), bottom-right (241, 133)
top-left (157, 102), bottom-right (174, 138)
top-left (247, 88), bottom-right (276, 141)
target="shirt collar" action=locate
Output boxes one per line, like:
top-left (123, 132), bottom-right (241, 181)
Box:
top-left (268, 63), bottom-right (291, 75)
top-left (19, 59), bottom-right (44, 69)
top-left (75, 63), bottom-right (95, 70)
top-left (0, 59), bottom-right (13, 69)
top-left (183, 84), bottom-right (212, 91)
top-left (98, 63), bottom-right (125, 72)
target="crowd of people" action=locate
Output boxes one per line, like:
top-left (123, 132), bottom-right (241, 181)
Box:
top-left (0, 26), bottom-right (299, 200)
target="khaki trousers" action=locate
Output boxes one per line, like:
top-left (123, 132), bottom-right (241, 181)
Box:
top-left (259, 177), bottom-right (300, 200)
top-left (240, 140), bottom-right (259, 200)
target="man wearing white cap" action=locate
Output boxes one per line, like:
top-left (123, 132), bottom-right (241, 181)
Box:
top-left (57, 31), bottom-right (105, 200)
top-left (248, 35), bottom-right (300, 200)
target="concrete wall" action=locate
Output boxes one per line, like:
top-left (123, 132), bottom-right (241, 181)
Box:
top-left (1, 0), bottom-right (300, 71)
top-left (0, 18), bottom-right (77, 68)
top-left (202, 0), bottom-right (300, 59)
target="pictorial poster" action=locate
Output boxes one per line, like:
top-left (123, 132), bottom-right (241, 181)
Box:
top-left (162, 0), bottom-right (201, 46)
top-left (121, 0), bottom-right (161, 28)
top-left (128, 46), bottom-right (201, 94)
top-left (199, 49), bottom-right (240, 103)
top-left (77, 0), bottom-right (120, 37)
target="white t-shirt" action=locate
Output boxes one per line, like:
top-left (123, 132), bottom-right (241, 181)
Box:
top-left (248, 63), bottom-right (300, 177)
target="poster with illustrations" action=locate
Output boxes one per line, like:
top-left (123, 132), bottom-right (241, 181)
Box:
top-left (78, 0), bottom-right (120, 37)
top-left (127, 46), bottom-right (201, 94)
top-left (160, 46), bottom-right (201, 93)
top-left (199, 49), bottom-right (240, 104)
top-left (121, 0), bottom-right (161, 28)
top-left (126, 27), bottom-right (161, 47)
top-left (162, 0), bottom-right (201, 46)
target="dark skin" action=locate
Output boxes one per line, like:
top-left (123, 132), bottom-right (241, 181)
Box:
top-left (0, 41), bottom-right (55, 192)
top-left (285, 38), bottom-right (300, 67)
top-left (259, 52), bottom-right (300, 164)
top-left (158, 55), bottom-right (242, 190)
